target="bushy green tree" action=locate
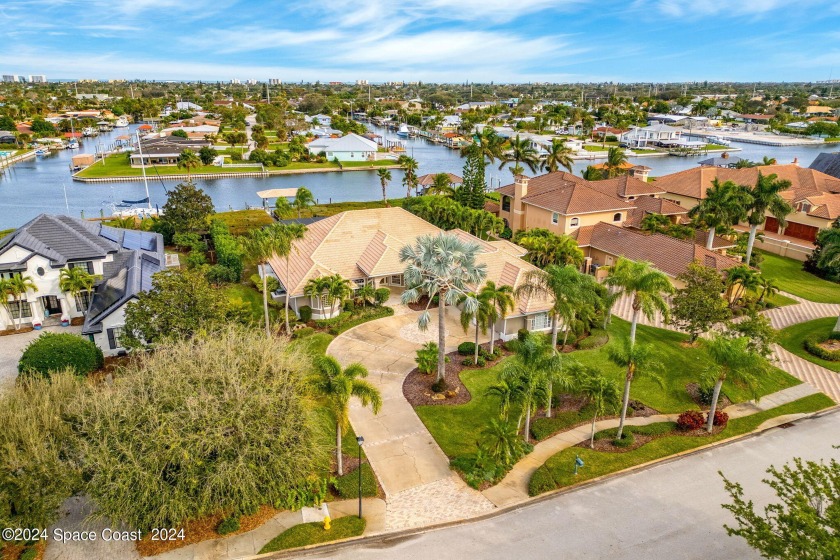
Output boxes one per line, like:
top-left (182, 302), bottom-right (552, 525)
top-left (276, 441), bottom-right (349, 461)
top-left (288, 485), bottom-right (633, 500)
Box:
top-left (160, 182), bottom-right (215, 234)
top-left (671, 262), bottom-right (731, 342)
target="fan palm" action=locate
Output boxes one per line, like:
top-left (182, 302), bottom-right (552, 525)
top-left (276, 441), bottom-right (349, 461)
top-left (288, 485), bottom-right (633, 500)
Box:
top-left (176, 149), bottom-right (201, 182)
top-left (604, 257), bottom-right (674, 345)
top-left (702, 336), bottom-right (767, 432)
top-left (500, 135), bottom-right (539, 175)
top-left (307, 356), bottom-right (382, 475)
top-left (292, 187), bottom-right (315, 218)
top-left (59, 266), bottom-right (98, 313)
top-left (575, 365), bottom-right (621, 448)
top-left (688, 178), bottom-right (748, 250)
top-left (400, 233), bottom-right (488, 384)
top-left (479, 281), bottom-right (515, 354)
top-left (742, 172), bottom-right (792, 265)
top-left (609, 338), bottom-right (663, 440)
top-left (376, 168), bottom-right (392, 207)
top-left (541, 138), bottom-right (574, 173)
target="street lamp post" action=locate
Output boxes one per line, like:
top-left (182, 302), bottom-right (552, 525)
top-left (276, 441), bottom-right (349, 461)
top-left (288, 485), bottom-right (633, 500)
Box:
top-left (356, 435), bottom-right (364, 519)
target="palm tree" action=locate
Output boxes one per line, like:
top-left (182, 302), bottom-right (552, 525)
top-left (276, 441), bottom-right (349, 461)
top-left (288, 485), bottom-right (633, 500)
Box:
top-left (604, 257), bottom-right (674, 345)
top-left (484, 378), bottom-right (523, 422)
top-left (499, 335), bottom-right (559, 440)
top-left (609, 338), bottom-right (663, 440)
top-left (400, 233), bottom-right (488, 384)
top-left (308, 355), bottom-right (382, 476)
top-left (0, 279), bottom-right (14, 327)
top-left (575, 365), bottom-right (621, 448)
top-left (756, 276), bottom-right (779, 303)
top-left (59, 267), bottom-right (98, 313)
top-left (426, 173), bottom-right (455, 197)
top-left (480, 418), bottom-right (523, 467)
top-left (760, 156), bottom-right (777, 166)
top-left (459, 290), bottom-right (492, 365)
top-left (702, 336), bottom-right (767, 433)
top-left (274, 197), bottom-right (294, 219)
top-left (603, 146), bottom-right (628, 179)
top-left (325, 274), bottom-right (352, 317)
top-left (397, 155), bottom-right (419, 197)
top-left (479, 281), bottom-right (515, 354)
top-left (376, 168), bottom-right (392, 207)
top-left (688, 179), bottom-right (748, 250)
top-left (177, 149), bottom-right (201, 182)
top-left (274, 223), bottom-right (307, 333)
top-left (725, 265), bottom-right (760, 307)
top-left (462, 128), bottom-right (503, 164)
top-left (241, 227), bottom-right (286, 337)
top-left (292, 187), bottom-right (315, 218)
top-left (7, 275), bottom-right (37, 330)
top-left (541, 138), bottom-right (574, 173)
top-left (356, 282), bottom-right (376, 308)
top-left (304, 276), bottom-right (331, 317)
top-left (742, 172), bottom-right (793, 265)
top-left (501, 135), bottom-right (539, 176)
top-left (581, 165), bottom-right (604, 181)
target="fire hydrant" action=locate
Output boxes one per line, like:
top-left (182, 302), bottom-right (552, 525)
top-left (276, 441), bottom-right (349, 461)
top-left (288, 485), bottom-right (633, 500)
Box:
top-left (323, 516), bottom-right (331, 531)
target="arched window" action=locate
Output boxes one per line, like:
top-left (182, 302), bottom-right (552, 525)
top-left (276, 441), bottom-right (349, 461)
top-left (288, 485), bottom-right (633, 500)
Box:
top-left (613, 213), bottom-right (622, 222)
top-left (570, 217), bottom-right (579, 227)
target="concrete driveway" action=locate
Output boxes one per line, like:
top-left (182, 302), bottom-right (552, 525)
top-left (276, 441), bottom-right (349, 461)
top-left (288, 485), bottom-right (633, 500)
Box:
top-left (0, 325), bottom-right (83, 390)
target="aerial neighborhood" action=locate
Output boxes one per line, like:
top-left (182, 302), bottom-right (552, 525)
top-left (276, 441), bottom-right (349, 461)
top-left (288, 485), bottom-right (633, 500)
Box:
top-left (1, 14), bottom-right (840, 559)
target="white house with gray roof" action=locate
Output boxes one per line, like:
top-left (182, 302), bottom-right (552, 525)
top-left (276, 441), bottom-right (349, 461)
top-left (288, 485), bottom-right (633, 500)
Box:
top-left (0, 214), bottom-right (165, 356)
top-left (305, 133), bottom-right (378, 161)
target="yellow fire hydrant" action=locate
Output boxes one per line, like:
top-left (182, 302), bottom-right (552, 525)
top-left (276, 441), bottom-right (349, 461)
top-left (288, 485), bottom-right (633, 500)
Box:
top-left (323, 515), bottom-right (331, 531)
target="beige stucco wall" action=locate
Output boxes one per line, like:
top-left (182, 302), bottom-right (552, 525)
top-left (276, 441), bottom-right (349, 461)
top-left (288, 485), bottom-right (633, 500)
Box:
top-left (502, 202), bottom-right (626, 235)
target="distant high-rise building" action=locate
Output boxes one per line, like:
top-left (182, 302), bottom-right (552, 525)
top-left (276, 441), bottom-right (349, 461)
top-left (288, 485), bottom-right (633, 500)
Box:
top-left (246, 79), bottom-right (258, 85)
top-left (356, 79), bottom-right (369, 85)
top-left (269, 78), bottom-right (282, 85)
top-left (230, 79), bottom-right (240, 85)
top-left (28, 75), bottom-right (47, 83)
top-left (2, 75), bottom-right (19, 82)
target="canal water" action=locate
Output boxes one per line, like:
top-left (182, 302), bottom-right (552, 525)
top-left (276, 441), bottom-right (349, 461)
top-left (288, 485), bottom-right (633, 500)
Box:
top-left (0, 124), bottom-right (833, 229)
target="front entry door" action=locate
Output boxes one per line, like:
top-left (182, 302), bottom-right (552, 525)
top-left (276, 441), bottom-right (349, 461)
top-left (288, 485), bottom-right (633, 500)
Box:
top-left (41, 295), bottom-right (62, 317)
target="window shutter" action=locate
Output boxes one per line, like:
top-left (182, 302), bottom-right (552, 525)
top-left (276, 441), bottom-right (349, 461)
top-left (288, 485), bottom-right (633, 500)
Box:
top-left (107, 328), bottom-right (116, 349)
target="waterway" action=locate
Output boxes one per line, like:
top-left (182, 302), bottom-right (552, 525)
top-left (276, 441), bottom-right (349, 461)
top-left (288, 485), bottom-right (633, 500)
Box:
top-left (0, 124), bottom-right (834, 229)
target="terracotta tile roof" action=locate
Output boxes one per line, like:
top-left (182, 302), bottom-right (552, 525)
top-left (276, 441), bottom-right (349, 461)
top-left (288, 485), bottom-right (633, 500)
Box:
top-left (497, 172), bottom-right (633, 215)
top-left (623, 196), bottom-right (688, 228)
top-left (654, 164), bottom-right (840, 203)
top-left (484, 200), bottom-right (500, 213)
top-left (578, 222), bottom-right (742, 278)
top-left (804, 194), bottom-right (840, 220)
top-left (693, 229), bottom-right (737, 249)
top-left (268, 208), bottom-right (552, 315)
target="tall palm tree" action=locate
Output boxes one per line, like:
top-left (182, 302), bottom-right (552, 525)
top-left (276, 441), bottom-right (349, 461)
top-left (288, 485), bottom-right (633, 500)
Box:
top-left (241, 227), bottom-right (282, 338)
top-left (742, 172), bottom-right (793, 265)
top-left (426, 173), bottom-right (455, 197)
top-left (484, 378), bottom-right (524, 422)
top-left (292, 187), bottom-right (316, 218)
top-left (609, 338), bottom-right (663, 440)
top-left (400, 233), bottom-right (488, 384)
top-left (501, 135), bottom-right (539, 175)
top-left (479, 281), bottom-right (515, 354)
top-left (376, 168), bottom-right (392, 206)
top-left (542, 138), bottom-right (574, 173)
top-left (7, 275), bottom-right (37, 330)
top-left (689, 178), bottom-right (748, 250)
top-left (177, 148), bottom-right (201, 182)
top-left (702, 336), bottom-right (767, 433)
top-left (575, 365), bottom-right (621, 448)
top-left (459, 290), bottom-right (492, 365)
top-left (59, 267), bottom-right (98, 313)
top-left (462, 128), bottom-right (503, 164)
top-left (603, 146), bottom-right (628, 179)
top-left (308, 355), bottom-right (382, 476)
top-left (516, 264), bottom-right (599, 351)
top-left (604, 257), bottom-right (674, 346)
top-left (274, 223), bottom-right (307, 333)
top-left (397, 155), bottom-right (419, 197)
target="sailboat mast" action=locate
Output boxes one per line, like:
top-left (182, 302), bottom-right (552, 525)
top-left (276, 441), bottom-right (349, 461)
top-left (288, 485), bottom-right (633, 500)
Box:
top-left (135, 130), bottom-right (152, 209)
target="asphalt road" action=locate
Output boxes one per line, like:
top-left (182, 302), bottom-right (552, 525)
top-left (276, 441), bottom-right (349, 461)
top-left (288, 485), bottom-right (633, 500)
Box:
top-left (296, 410), bottom-right (840, 560)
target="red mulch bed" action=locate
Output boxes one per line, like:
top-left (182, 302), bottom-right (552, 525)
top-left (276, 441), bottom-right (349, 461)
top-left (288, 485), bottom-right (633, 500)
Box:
top-left (576, 423), bottom-right (726, 453)
top-left (0, 326), bottom-right (34, 336)
top-left (406, 295), bottom-right (438, 312)
top-left (686, 382), bottom-right (732, 410)
top-left (403, 342), bottom-right (511, 406)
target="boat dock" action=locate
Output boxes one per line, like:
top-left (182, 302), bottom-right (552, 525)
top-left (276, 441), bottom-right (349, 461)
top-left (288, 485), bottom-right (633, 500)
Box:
top-left (0, 149), bottom-right (38, 172)
top-left (689, 130), bottom-right (825, 147)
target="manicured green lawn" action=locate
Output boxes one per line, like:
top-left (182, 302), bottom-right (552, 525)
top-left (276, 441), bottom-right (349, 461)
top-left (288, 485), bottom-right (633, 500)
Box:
top-left (290, 332), bottom-right (335, 358)
top-left (76, 154), bottom-right (263, 178)
top-left (763, 291), bottom-right (798, 307)
top-left (759, 252), bottom-right (840, 303)
top-left (704, 143), bottom-right (729, 150)
top-left (298, 198), bottom-right (407, 218)
top-left (529, 393), bottom-right (835, 496)
top-left (416, 319), bottom-right (800, 457)
top-left (259, 516), bottom-right (366, 553)
top-left (582, 145), bottom-right (610, 152)
top-left (778, 317), bottom-right (840, 373)
top-left (213, 209), bottom-right (274, 235)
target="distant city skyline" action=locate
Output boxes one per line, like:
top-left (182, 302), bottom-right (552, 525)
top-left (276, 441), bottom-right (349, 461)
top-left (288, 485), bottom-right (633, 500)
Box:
top-left (2, 0), bottom-right (839, 83)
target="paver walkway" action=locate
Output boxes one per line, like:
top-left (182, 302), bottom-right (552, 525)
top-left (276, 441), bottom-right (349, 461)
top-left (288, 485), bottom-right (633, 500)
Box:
top-left (771, 344), bottom-right (840, 403)
top-left (327, 305), bottom-right (496, 530)
top-left (482, 383), bottom-right (820, 508)
top-left (761, 292), bottom-right (840, 329)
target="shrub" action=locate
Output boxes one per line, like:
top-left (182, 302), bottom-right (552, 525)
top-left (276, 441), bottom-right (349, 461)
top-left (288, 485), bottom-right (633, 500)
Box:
top-left (461, 358), bottom-right (474, 366)
top-left (298, 306), bottom-right (312, 322)
top-left (332, 463), bottom-right (377, 498)
top-left (612, 432), bottom-right (635, 448)
top-left (697, 385), bottom-right (715, 406)
top-left (291, 327), bottom-right (314, 339)
top-left (709, 410), bottom-right (729, 427)
top-left (210, 220), bottom-right (244, 282)
top-left (343, 299), bottom-right (355, 312)
top-left (677, 410), bottom-right (705, 431)
top-left (20, 548), bottom-right (38, 560)
top-left (528, 466), bottom-right (556, 497)
top-left (576, 328), bottom-right (609, 350)
top-left (475, 356), bottom-right (486, 367)
top-left (206, 264), bottom-right (239, 285)
top-left (217, 515), bottom-right (241, 535)
top-left (185, 250), bottom-right (207, 268)
top-left (458, 341), bottom-right (476, 355)
top-left (374, 287), bottom-right (390, 306)
top-left (517, 328), bottom-right (530, 342)
top-left (18, 332), bottom-right (104, 377)
top-left (804, 333), bottom-right (840, 361)
top-left (416, 342), bottom-right (439, 374)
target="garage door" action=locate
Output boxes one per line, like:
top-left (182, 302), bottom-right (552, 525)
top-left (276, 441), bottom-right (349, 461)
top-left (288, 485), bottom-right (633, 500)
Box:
top-left (784, 221), bottom-right (819, 242)
top-left (764, 216), bottom-right (779, 233)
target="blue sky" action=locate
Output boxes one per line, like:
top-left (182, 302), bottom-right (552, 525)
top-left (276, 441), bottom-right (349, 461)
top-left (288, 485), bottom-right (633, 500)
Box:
top-left (2, 0), bottom-right (839, 82)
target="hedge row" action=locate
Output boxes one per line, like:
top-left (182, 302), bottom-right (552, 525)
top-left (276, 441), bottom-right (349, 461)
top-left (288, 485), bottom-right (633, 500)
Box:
top-left (804, 332), bottom-right (840, 361)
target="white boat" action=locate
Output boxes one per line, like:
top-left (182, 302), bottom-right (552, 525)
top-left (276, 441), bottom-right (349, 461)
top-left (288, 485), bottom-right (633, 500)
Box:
top-left (82, 127), bottom-right (96, 137)
top-left (707, 136), bottom-right (731, 147)
top-left (397, 124), bottom-right (409, 138)
top-left (35, 148), bottom-right (49, 156)
top-left (67, 139), bottom-right (79, 150)
top-left (114, 116), bottom-right (129, 128)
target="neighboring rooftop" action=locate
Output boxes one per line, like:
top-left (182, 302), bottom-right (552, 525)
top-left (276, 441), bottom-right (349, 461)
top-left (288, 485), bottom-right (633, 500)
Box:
top-left (809, 152), bottom-right (840, 180)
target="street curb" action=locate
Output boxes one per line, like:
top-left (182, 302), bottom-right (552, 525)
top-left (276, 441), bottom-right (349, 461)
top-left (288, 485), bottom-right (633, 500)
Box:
top-left (251, 404), bottom-right (839, 560)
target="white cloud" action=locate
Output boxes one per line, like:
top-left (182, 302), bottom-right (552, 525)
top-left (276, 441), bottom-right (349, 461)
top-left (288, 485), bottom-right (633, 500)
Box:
top-left (651, 0), bottom-right (827, 17)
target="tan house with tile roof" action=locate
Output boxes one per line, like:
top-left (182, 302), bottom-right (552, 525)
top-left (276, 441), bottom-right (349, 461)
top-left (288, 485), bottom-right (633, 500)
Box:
top-left (654, 164), bottom-right (840, 243)
top-left (573, 222), bottom-right (743, 288)
top-left (266, 207), bottom-right (556, 339)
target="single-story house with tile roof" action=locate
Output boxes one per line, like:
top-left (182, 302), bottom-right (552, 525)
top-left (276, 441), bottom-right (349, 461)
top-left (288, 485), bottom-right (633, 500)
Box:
top-left (572, 222), bottom-right (743, 288)
top-left (305, 132), bottom-right (378, 161)
top-left (265, 207), bottom-right (555, 339)
top-left (129, 136), bottom-right (211, 167)
top-left (654, 164), bottom-right (840, 243)
top-left (809, 152), bottom-right (840, 180)
top-left (0, 214), bottom-right (165, 355)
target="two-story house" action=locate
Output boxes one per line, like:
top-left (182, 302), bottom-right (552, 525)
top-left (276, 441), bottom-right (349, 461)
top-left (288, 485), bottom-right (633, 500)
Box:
top-left (0, 214), bottom-right (165, 355)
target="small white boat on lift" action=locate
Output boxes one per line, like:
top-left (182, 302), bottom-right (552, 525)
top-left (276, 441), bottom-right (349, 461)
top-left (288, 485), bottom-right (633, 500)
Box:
top-left (707, 136), bottom-right (731, 147)
top-left (82, 127), bottom-right (96, 137)
top-left (397, 123), bottom-right (409, 138)
top-left (67, 138), bottom-right (79, 150)
top-left (114, 116), bottom-right (129, 128)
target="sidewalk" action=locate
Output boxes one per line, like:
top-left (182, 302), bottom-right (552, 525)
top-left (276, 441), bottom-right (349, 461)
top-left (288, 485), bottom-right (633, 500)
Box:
top-left (481, 383), bottom-right (820, 508)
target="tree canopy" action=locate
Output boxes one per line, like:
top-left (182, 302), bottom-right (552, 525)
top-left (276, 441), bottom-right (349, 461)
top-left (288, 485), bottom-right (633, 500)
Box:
top-left (160, 182), bottom-right (215, 234)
